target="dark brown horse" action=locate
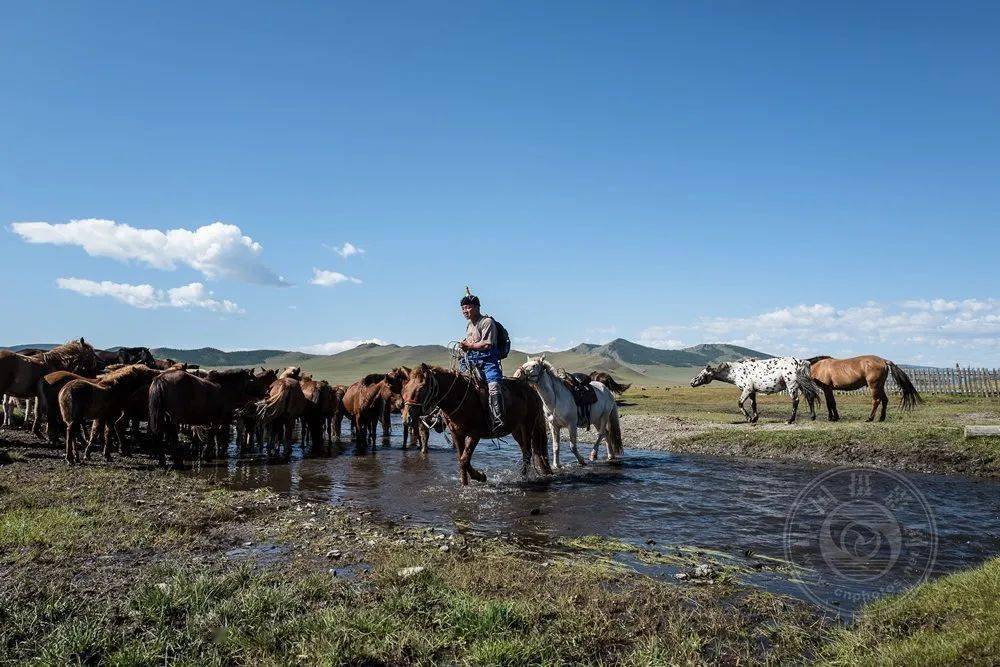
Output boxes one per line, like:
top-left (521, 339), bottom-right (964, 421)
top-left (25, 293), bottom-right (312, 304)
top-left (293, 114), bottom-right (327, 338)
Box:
top-left (328, 384), bottom-right (347, 443)
top-left (59, 364), bottom-right (161, 463)
top-left (808, 355), bottom-right (922, 422)
top-left (401, 364), bottom-right (552, 486)
top-left (589, 371), bottom-right (630, 395)
top-left (38, 370), bottom-right (91, 444)
top-left (299, 376), bottom-right (334, 450)
top-left (148, 368), bottom-right (276, 467)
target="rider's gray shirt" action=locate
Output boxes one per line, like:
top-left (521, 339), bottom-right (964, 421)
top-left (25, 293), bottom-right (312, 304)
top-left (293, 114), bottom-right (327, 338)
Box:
top-left (465, 316), bottom-right (497, 349)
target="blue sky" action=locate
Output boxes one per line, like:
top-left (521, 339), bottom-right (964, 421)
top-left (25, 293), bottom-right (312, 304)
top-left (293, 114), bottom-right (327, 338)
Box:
top-left (2, 2), bottom-right (998, 366)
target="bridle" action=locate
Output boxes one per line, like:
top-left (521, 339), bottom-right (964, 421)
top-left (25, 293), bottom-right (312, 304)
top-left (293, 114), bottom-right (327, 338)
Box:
top-left (405, 367), bottom-right (472, 416)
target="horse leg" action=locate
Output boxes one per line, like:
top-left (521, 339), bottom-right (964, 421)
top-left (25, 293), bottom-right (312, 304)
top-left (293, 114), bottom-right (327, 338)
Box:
top-left (105, 419), bottom-right (125, 461)
top-left (788, 387), bottom-right (800, 424)
top-left (866, 384), bottom-right (880, 422)
top-left (30, 397), bottom-right (43, 436)
top-left (738, 388), bottom-right (753, 421)
top-left (82, 419), bottom-right (102, 461)
top-left (463, 437), bottom-right (486, 483)
top-left (515, 425), bottom-right (531, 476)
top-left (549, 423), bottom-right (562, 469)
top-left (568, 423), bottom-right (586, 466)
top-left (420, 423), bottom-right (429, 454)
top-left (877, 387), bottom-right (889, 422)
top-left (822, 387), bottom-right (838, 421)
top-left (65, 422), bottom-right (77, 464)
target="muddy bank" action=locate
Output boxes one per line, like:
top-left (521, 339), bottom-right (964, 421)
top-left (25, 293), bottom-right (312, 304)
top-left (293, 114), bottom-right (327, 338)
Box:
top-left (0, 435), bottom-right (832, 665)
top-left (619, 413), bottom-right (1000, 478)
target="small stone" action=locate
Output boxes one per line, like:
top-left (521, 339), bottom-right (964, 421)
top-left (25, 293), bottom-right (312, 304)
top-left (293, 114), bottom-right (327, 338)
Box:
top-left (325, 550), bottom-right (342, 560)
top-left (243, 542), bottom-right (252, 547)
top-left (156, 582), bottom-right (169, 592)
top-left (529, 508), bottom-right (541, 516)
top-left (693, 564), bottom-right (714, 578)
top-left (645, 538), bottom-right (656, 545)
top-left (397, 566), bottom-right (425, 579)
top-left (439, 545), bottom-right (450, 552)
top-left (674, 573), bottom-right (688, 580)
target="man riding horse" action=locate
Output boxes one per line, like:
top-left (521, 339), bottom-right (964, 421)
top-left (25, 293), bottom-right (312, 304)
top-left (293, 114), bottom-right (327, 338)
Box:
top-left (458, 288), bottom-right (505, 434)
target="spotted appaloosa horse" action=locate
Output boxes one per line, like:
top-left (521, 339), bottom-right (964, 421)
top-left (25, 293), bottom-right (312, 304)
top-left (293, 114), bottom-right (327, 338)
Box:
top-left (690, 357), bottom-right (821, 423)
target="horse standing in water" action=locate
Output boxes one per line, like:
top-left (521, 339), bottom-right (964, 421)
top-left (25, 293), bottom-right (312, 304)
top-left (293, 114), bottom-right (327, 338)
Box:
top-left (514, 356), bottom-right (624, 467)
top-left (807, 355), bottom-right (922, 422)
top-left (690, 357), bottom-right (821, 423)
top-left (401, 364), bottom-right (552, 485)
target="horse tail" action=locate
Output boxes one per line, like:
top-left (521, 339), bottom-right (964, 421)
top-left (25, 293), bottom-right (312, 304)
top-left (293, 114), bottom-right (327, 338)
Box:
top-left (147, 379), bottom-right (167, 435)
top-left (888, 362), bottom-right (923, 410)
top-left (807, 355), bottom-right (832, 365)
top-left (256, 391), bottom-right (286, 425)
top-left (607, 405), bottom-right (624, 457)
top-left (795, 360), bottom-right (822, 406)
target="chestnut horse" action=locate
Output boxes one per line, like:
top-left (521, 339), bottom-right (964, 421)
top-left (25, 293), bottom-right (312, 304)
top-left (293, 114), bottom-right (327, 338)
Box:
top-left (59, 364), bottom-right (161, 463)
top-left (589, 371), bottom-right (630, 395)
top-left (256, 377), bottom-right (311, 458)
top-left (342, 374), bottom-right (390, 449)
top-left (401, 364), bottom-right (552, 486)
top-left (0, 338), bottom-right (100, 434)
top-left (808, 355), bottom-right (922, 422)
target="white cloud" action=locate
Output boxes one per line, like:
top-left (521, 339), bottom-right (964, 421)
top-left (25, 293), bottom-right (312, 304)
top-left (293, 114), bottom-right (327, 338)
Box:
top-left (12, 219), bottom-right (286, 286)
top-left (332, 242), bottom-right (365, 258)
top-left (310, 268), bottom-right (362, 286)
top-left (57, 277), bottom-right (243, 314)
top-left (640, 298), bottom-right (1000, 366)
top-left (298, 338), bottom-right (388, 354)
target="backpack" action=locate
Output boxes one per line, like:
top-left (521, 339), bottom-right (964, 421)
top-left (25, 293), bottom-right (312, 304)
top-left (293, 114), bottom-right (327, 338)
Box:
top-left (490, 316), bottom-right (512, 360)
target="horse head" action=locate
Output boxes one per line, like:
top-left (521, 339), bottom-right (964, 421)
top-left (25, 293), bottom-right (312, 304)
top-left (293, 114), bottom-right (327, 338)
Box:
top-left (514, 355), bottom-right (549, 383)
top-left (401, 363), bottom-right (433, 424)
top-left (690, 364), bottom-right (716, 387)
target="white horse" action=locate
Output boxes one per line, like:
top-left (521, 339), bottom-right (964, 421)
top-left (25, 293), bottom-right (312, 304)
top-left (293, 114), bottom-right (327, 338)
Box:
top-left (514, 355), bottom-right (624, 467)
top-left (689, 357), bottom-right (820, 423)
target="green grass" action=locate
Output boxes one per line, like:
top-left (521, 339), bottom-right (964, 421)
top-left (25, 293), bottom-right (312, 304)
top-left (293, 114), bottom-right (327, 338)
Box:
top-left (620, 386), bottom-right (1000, 476)
top-left (822, 557), bottom-right (1000, 665)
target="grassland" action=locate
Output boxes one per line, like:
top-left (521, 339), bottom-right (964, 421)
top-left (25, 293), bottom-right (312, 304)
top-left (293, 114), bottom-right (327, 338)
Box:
top-left (617, 385), bottom-right (1000, 477)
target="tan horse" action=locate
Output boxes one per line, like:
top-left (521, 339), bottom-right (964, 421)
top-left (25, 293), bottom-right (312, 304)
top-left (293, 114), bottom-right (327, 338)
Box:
top-left (342, 374), bottom-right (390, 449)
top-left (401, 364), bottom-right (552, 486)
top-left (298, 375), bottom-right (333, 451)
top-left (808, 355), bottom-right (922, 422)
top-left (0, 338), bottom-right (100, 434)
top-left (59, 364), bottom-right (161, 463)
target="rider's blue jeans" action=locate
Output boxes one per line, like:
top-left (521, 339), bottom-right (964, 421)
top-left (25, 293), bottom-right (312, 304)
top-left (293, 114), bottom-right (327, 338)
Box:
top-left (463, 350), bottom-right (503, 383)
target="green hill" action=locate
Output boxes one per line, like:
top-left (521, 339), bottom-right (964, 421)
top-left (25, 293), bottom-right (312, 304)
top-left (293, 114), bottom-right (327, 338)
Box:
top-left (3, 339), bottom-right (773, 387)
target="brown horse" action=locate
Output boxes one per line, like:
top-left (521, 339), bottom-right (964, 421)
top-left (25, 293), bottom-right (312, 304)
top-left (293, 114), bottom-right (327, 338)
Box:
top-left (148, 367), bottom-right (277, 467)
top-left (59, 364), bottom-right (161, 463)
top-left (256, 377), bottom-right (311, 457)
top-left (589, 371), bottom-right (631, 395)
top-left (401, 364), bottom-right (552, 486)
top-left (38, 370), bottom-right (91, 444)
top-left (0, 338), bottom-right (100, 434)
top-left (808, 355), bottom-right (922, 422)
top-left (342, 373), bottom-right (390, 449)
top-left (299, 376), bottom-right (334, 450)
top-left (327, 384), bottom-right (347, 443)
top-left (385, 367), bottom-right (431, 453)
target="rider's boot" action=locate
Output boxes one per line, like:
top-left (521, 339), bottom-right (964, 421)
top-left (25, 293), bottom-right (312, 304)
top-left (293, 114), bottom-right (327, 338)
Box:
top-left (487, 381), bottom-right (505, 435)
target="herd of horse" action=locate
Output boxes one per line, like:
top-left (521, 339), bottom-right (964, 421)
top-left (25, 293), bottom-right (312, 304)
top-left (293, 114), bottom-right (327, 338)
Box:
top-left (0, 339), bottom-right (922, 486)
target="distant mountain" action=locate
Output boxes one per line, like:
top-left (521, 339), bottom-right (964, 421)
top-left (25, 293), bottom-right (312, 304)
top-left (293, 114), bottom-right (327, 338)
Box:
top-left (1, 338), bottom-right (773, 386)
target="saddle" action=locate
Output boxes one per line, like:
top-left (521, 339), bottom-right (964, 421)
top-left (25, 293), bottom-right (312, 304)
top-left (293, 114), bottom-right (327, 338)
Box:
top-left (561, 372), bottom-right (598, 429)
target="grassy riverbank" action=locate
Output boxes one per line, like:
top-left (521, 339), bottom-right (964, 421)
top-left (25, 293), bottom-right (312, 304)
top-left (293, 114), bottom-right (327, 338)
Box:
top-left (619, 386), bottom-right (1000, 477)
top-left (0, 438), bottom-right (829, 665)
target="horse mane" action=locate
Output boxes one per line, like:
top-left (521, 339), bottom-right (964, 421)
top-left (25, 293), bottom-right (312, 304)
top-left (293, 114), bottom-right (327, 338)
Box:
top-left (807, 355), bottom-right (833, 364)
top-left (362, 373), bottom-right (387, 386)
top-left (97, 364), bottom-right (155, 388)
top-left (43, 338), bottom-right (97, 369)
